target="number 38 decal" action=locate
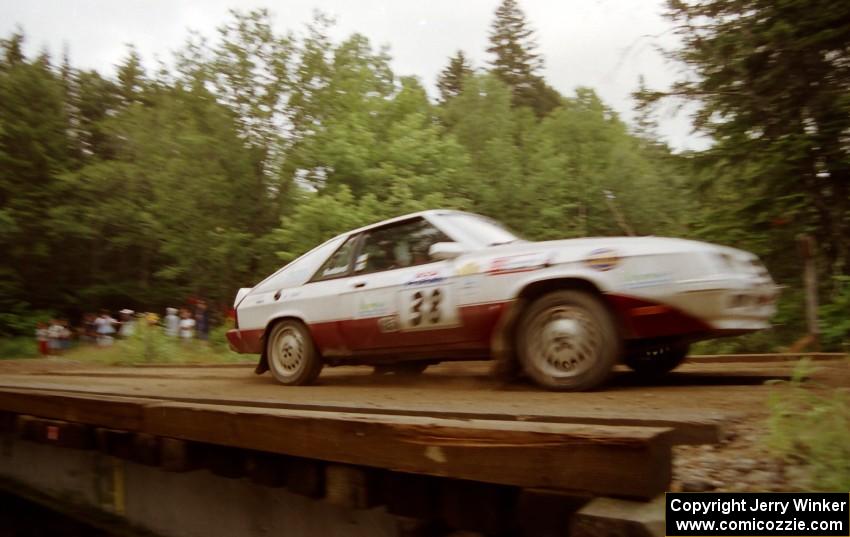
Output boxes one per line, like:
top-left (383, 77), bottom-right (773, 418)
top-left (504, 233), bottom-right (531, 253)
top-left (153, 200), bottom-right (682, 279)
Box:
top-left (398, 286), bottom-right (458, 330)
top-left (410, 288), bottom-right (442, 326)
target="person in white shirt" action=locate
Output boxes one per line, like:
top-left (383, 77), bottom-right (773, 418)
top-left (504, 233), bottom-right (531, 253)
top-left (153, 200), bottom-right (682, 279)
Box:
top-left (164, 308), bottom-right (180, 337)
top-left (46, 319), bottom-right (64, 354)
top-left (178, 308), bottom-right (196, 340)
top-left (94, 310), bottom-right (117, 347)
top-left (118, 309), bottom-right (135, 338)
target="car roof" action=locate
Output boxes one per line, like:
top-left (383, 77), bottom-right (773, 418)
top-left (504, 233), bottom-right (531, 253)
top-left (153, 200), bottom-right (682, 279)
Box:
top-left (338, 209), bottom-right (474, 238)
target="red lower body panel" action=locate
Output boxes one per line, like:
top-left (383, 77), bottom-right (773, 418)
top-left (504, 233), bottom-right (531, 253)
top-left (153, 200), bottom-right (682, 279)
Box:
top-left (312, 301), bottom-right (508, 356)
top-left (227, 302), bottom-right (510, 356)
top-left (227, 294), bottom-right (709, 356)
top-left (605, 293), bottom-right (711, 339)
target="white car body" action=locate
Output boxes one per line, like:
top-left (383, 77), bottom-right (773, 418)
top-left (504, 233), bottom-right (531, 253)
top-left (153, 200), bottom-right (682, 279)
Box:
top-left (228, 210), bottom-right (777, 378)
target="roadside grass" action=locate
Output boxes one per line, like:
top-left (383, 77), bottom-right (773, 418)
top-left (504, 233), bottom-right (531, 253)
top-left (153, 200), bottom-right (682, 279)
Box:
top-left (766, 359), bottom-right (850, 490)
top-left (2, 321), bottom-right (248, 366)
top-left (0, 337), bottom-right (39, 359)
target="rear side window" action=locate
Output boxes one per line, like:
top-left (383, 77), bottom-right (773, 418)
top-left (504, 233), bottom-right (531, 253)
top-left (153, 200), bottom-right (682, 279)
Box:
top-left (253, 236), bottom-right (346, 293)
top-left (312, 235), bottom-right (359, 281)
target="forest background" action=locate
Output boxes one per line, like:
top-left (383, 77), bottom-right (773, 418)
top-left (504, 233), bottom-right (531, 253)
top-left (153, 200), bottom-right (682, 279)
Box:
top-left (2, 0), bottom-right (848, 352)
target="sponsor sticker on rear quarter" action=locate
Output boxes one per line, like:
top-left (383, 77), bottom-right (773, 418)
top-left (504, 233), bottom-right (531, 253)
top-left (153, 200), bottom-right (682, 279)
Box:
top-left (584, 248), bottom-right (620, 271)
top-left (487, 253), bottom-right (549, 275)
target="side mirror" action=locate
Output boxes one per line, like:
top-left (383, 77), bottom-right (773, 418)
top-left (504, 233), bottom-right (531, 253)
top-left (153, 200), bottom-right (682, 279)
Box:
top-left (429, 242), bottom-right (465, 261)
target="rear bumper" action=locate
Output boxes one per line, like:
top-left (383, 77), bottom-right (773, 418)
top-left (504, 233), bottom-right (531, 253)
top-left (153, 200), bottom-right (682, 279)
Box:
top-left (226, 329), bottom-right (264, 354)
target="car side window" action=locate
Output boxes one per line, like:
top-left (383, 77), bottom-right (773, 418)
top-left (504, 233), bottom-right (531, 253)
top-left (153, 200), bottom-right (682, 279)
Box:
top-left (312, 235), bottom-right (359, 281)
top-left (355, 218), bottom-right (450, 275)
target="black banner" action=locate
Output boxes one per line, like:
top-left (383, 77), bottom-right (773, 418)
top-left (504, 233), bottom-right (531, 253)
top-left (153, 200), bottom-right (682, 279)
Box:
top-left (666, 492), bottom-right (849, 536)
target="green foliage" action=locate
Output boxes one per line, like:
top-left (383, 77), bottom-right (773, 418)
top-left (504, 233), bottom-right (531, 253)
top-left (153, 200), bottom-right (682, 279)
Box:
top-left (644, 0), bottom-right (850, 284)
top-left (820, 276), bottom-right (850, 351)
top-left (436, 51), bottom-right (473, 103)
top-left (486, 0), bottom-right (558, 116)
top-left (0, 1), bottom-right (840, 352)
top-left (0, 337), bottom-right (38, 359)
top-left (767, 360), bottom-right (850, 490)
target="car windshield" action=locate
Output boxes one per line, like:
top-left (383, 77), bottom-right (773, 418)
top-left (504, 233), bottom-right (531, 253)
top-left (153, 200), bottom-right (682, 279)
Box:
top-left (441, 213), bottom-right (522, 247)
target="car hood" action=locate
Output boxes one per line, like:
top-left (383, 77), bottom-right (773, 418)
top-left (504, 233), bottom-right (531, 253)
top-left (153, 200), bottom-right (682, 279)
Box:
top-left (469, 236), bottom-right (755, 264)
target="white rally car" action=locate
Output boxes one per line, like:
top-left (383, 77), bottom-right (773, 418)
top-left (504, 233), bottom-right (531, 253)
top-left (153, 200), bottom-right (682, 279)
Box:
top-left (227, 210), bottom-right (777, 391)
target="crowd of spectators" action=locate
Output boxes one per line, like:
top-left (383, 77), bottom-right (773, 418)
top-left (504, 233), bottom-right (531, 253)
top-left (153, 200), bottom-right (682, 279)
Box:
top-left (35, 300), bottom-right (212, 356)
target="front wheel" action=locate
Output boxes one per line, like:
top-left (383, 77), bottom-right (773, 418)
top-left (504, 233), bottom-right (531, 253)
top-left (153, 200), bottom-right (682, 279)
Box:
top-left (624, 342), bottom-right (689, 377)
top-left (266, 320), bottom-right (323, 386)
top-left (516, 290), bottom-right (620, 391)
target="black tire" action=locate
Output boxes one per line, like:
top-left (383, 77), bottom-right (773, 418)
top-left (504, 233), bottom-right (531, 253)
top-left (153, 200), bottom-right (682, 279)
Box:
top-left (266, 320), bottom-right (323, 386)
top-left (624, 342), bottom-right (689, 377)
top-left (372, 362), bottom-right (429, 376)
top-left (516, 290), bottom-right (620, 391)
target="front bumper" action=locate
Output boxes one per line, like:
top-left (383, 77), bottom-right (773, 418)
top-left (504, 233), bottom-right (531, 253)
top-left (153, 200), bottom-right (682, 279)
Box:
top-left (609, 275), bottom-right (778, 340)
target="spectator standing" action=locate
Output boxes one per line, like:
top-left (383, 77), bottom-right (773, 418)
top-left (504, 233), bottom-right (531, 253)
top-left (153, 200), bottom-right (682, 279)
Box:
top-left (94, 310), bottom-right (117, 347)
top-left (59, 319), bottom-right (72, 351)
top-left (82, 313), bottom-right (97, 343)
top-left (178, 308), bottom-right (195, 341)
top-left (35, 322), bottom-right (49, 356)
top-left (164, 308), bottom-right (179, 337)
top-left (195, 300), bottom-right (210, 341)
top-left (46, 319), bottom-right (64, 355)
top-left (118, 309), bottom-right (135, 338)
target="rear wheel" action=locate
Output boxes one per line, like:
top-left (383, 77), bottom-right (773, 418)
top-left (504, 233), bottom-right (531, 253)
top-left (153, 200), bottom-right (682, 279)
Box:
top-left (266, 320), bottom-right (323, 386)
top-left (624, 342), bottom-right (689, 377)
top-left (516, 290), bottom-right (620, 391)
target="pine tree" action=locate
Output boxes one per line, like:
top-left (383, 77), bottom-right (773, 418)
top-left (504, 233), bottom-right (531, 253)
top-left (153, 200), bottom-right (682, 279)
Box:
top-left (116, 46), bottom-right (146, 105)
top-left (648, 0), bottom-right (850, 276)
top-left (486, 0), bottom-right (558, 116)
top-left (436, 50), bottom-right (472, 103)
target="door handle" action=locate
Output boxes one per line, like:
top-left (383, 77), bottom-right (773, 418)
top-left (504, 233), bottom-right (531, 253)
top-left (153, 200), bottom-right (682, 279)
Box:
top-left (351, 280), bottom-right (367, 288)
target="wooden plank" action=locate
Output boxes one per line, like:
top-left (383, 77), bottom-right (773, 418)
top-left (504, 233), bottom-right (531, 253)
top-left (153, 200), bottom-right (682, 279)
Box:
top-left (285, 457), bottom-right (325, 498)
top-left (571, 495), bottom-right (665, 537)
top-left (143, 402), bottom-right (673, 499)
top-left (515, 489), bottom-right (590, 537)
top-left (0, 388), bottom-right (674, 498)
top-left (0, 411), bottom-right (14, 433)
top-left (130, 433), bottom-right (160, 466)
top-left (159, 437), bottom-right (200, 473)
top-left (439, 479), bottom-right (518, 534)
top-left (94, 428), bottom-right (135, 460)
top-left (324, 464), bottom-right (381, 509)
top-left (382, 472), bottom-right (440, 519)
top-left (202, 444), bottom-right (245, 478)
top-left (16, 416), bottom-right (94, 450)
top-left (244, 451), bottom-right (288, 488)
top-left (688, 352), bottom-right (846, 363)
top-left (0, 388), bottom-right (146, 430)
top-left (0, 384), bottom-right (719, 445)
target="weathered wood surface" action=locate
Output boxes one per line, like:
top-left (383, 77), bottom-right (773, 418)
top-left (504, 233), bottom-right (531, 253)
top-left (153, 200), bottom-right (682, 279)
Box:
top-left (0, 387), bottom-right (672, 499)
top-left (687, 352), bottom-right (846, 363)
top-left (0, 389), bottom-right (147, 430)
top-left (0, 383), bottom-right (720, 445)
top-left (571, 495), bottom-right (665, 537)
top-left (143, 402), bottom-right (672, 499)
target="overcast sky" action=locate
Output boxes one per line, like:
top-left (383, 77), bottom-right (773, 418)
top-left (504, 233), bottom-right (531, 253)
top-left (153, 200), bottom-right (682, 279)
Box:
top-left (1, 0), bottom-right (708, 150)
